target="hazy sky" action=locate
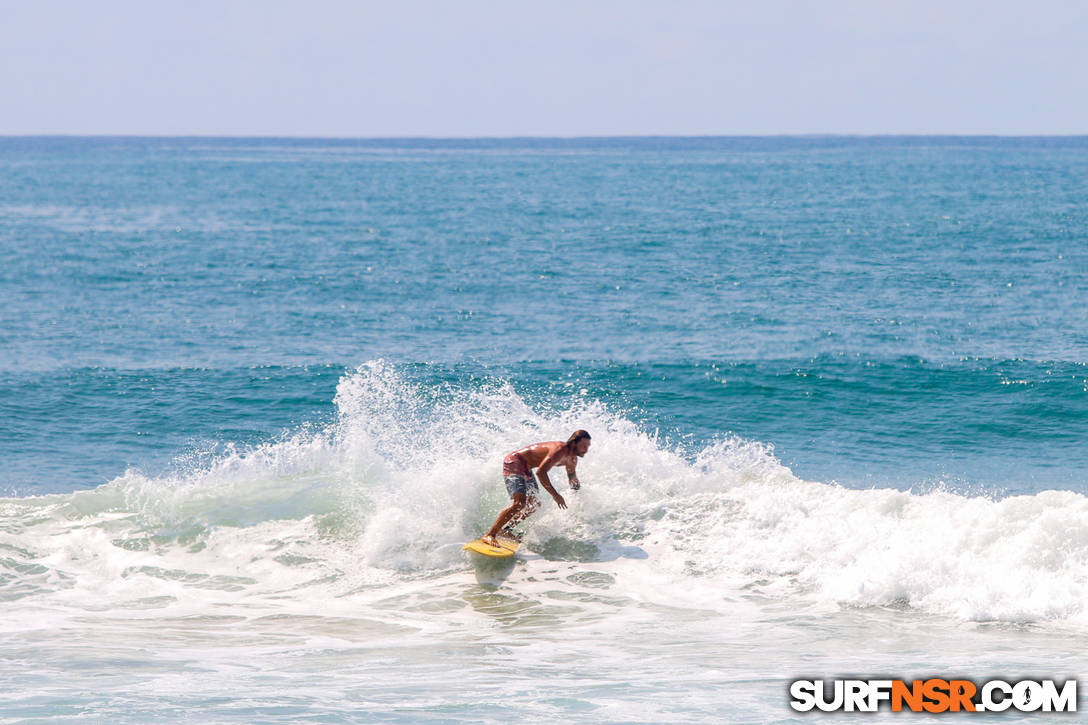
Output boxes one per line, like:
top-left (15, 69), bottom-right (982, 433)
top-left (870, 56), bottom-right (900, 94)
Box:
top-left (2, 0), bottom-right (1086, 136)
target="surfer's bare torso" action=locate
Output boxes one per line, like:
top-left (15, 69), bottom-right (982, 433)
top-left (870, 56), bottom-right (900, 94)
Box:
top-left (509, 441), bottom-right (582, 490)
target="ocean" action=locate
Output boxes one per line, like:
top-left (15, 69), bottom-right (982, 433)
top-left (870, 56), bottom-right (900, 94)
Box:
top-left (1, 136), bottom-right (1087, 721)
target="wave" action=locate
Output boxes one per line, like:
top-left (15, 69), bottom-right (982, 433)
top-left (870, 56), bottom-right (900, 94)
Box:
top-left (2, 360), bottom-right (1087, 626)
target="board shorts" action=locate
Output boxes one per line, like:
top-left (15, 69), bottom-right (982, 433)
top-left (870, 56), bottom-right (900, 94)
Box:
top-left (502, 452), bottom-right (539, 499)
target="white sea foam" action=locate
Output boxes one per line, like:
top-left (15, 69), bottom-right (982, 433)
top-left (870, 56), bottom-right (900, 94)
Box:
top-left (5, 361), bottom-right (1088, 722)
top-left (2, 360), bottom-right (1087, 629)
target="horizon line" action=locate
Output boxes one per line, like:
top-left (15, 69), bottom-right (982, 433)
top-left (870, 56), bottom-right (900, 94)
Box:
top-left (2, 132), bottom-right (1087, 141)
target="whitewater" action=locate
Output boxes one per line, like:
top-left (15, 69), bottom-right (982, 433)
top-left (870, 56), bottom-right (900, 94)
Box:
top-left (3, 362), bottom-right (1086, 722)
top-left (5, 134), bottom-right (1088, 720)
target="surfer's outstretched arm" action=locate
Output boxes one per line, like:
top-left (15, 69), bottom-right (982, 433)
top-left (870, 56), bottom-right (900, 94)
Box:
top-left (536, 451), bottom-right (567, 509)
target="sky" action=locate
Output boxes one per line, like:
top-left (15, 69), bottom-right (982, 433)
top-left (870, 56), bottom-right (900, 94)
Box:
top-left (1, 0), bottom-right (1086, 136)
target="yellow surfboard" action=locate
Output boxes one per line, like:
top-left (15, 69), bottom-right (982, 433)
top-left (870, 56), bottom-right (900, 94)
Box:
top-left (463, 536), bottom-right (520, 558)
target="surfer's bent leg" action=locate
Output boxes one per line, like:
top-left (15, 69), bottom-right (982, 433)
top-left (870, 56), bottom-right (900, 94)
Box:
top-left (484, 473), bottom-right (539, 543)
top-left (507, 493), bottom-right (539, 529)
top-left (484, 494), bottom-right (526, 544)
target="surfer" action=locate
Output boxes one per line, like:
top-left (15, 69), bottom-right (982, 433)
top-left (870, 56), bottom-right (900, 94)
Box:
top-left (480, 430), bottom-right (592, 546)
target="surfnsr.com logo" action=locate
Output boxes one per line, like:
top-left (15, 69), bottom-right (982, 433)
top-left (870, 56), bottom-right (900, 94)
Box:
top-left (789, 678), bottom-right (1077, 713)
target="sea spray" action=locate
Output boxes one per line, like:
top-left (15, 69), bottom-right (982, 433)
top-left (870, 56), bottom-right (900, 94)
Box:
top-left (2, 361), bottom-right (1088, 626)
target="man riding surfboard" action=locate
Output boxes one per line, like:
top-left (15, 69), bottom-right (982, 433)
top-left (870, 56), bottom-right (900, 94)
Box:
top-left (481, 429), bottom-right (592, 546)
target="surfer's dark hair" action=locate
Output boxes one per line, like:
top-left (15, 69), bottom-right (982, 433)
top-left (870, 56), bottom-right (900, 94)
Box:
top-left (566, 430), bottom-right (591, 448)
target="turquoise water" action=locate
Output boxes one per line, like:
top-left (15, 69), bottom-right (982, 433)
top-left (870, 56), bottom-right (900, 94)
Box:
top-left (2, 137), bottom-right (1088, 721)
top-left (4, 136), bottom-right (1088, 494)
